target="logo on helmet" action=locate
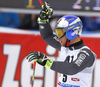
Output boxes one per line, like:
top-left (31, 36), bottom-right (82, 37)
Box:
top-left (67, 18), bottom-right (74, 21)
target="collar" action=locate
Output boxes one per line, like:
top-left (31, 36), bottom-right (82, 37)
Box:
top-left (68, 40), bottom-right (85, 50)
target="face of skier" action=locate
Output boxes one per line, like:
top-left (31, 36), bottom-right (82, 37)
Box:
top-left (58, 35), bottom-right (67, 47)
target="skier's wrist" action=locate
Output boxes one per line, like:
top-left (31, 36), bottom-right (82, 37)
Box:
top-left (45, 59), bottom-right (53, 69)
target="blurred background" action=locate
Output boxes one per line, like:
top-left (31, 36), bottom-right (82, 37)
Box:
top-left (0, 0), bottom-right (100, 87)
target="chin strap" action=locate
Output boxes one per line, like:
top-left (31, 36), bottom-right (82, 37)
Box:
top-left (65, 39), bottom-right (70, 47)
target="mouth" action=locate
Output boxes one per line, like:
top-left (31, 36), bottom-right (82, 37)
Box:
top-left (60, 41), bottom-right (62, 43)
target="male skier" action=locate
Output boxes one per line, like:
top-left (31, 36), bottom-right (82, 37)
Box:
top-left (26, 2), bottom-right (96, 87)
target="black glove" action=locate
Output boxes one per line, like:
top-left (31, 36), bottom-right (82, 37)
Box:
top-left (38, 2), bottom-right (53, 23)
top-left (26, 51), bottom-right (53, 68)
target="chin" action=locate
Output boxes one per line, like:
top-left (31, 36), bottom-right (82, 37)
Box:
top-left (61, 44), bottom-right (65, 47)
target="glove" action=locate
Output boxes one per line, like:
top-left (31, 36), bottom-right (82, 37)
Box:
top-left (26, 51), bottom-right (53, 69)
top-left (38, 1), bottom-right (53, 24)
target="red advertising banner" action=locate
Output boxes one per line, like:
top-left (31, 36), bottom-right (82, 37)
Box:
top-left (81, 37), bottom-right (100, 58)
top-left (0, 32), bottom-right (58, 87)
top-left (0, 31), bottom-right (100, 87)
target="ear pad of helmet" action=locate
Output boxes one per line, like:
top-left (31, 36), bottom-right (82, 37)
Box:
top-left (66, 29), bottom-right (77, 40)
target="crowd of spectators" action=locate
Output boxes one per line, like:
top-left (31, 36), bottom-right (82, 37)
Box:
top-left (0, 12), bottom-right (20, 28)
top-left (0, 12), bottom-right (100, 31)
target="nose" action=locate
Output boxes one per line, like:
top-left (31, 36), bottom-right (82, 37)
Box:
top-left (58, 38), bottom-right (62, 41)
top-left (58, 38), bottom-right (60, 40)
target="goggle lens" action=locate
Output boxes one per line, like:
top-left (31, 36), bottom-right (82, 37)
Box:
top-left (55, 29), bottom-right (64, 38)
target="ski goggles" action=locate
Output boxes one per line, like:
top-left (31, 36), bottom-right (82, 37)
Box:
top-left (55, 28), bottom-right (66, 38)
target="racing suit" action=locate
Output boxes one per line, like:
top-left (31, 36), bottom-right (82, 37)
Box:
top-left (39, 22), bottom-right (96, 87)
